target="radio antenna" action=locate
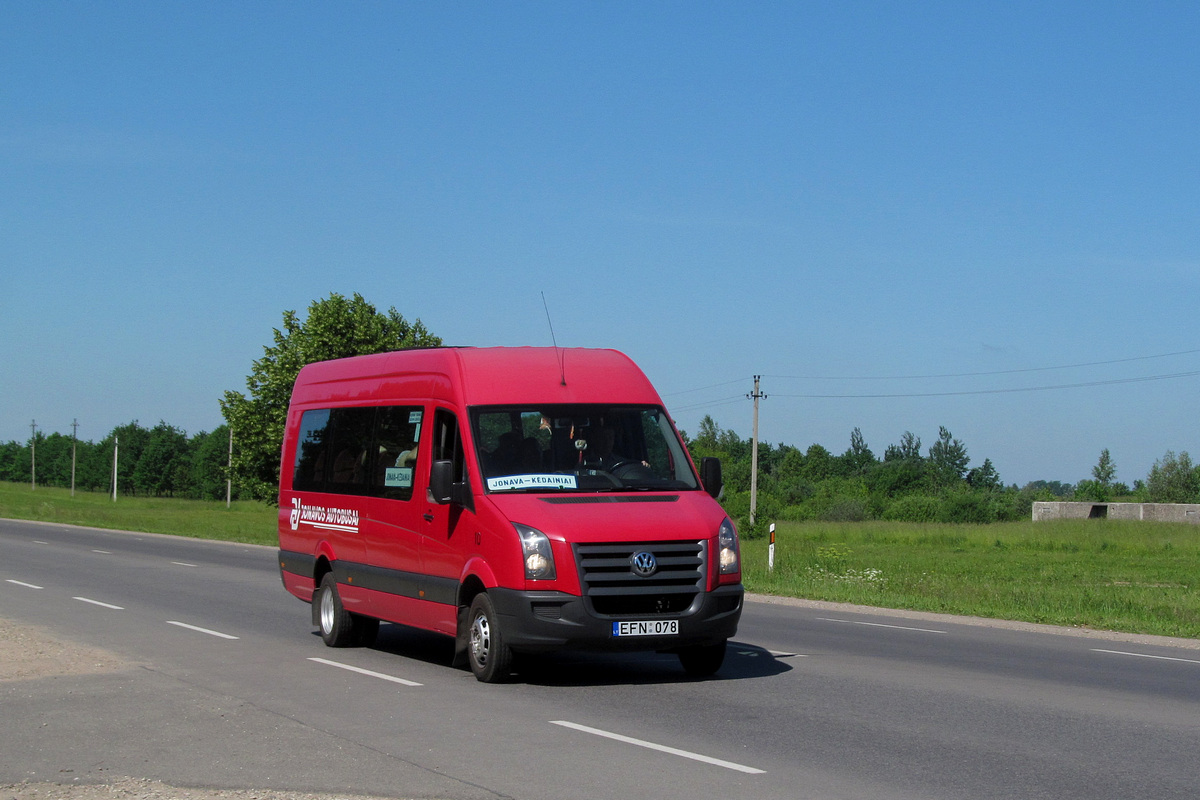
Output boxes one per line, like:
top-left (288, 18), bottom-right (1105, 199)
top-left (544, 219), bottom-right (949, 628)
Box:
top-left (541, 292), bottom-right (567, 386)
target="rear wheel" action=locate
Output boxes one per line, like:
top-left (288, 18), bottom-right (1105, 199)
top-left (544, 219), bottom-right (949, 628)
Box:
top-left (467, 593), bottom-right (513, 683)
top-left (678, 640), bottom-right (727, 678)
top-left (318, 573), bottom-right (365, 647)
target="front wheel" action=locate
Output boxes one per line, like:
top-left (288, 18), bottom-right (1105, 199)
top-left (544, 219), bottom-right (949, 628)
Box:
top-left (678, 640), bottom-right (727, 678)
top-left (467, 593), bottom-right (514, 683)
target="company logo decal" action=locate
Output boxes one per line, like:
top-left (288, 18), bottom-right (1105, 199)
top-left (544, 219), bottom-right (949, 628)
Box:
top-left (630, 551), bottom-right (658, 577)
top-left (290, 497), bottom-right (360, 534)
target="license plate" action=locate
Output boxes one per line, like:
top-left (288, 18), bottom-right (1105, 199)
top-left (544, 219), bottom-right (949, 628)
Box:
top-left (612, 619), bottom-right (678, 637)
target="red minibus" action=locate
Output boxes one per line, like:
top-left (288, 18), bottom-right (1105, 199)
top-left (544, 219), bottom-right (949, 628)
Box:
top-left (277, 347), bottom-right (742, 682)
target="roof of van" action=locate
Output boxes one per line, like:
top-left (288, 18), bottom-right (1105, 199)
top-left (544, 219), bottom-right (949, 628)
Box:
top-left (290, 346), bottom-right (665, 408)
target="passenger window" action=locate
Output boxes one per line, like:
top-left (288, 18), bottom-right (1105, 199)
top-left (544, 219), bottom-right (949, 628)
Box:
top-left (325, 407), bottom-right (375, 495)
top-left (293, 409), bottom-right (331, 492)
top-left (372, 406), bottom-right (423, 501)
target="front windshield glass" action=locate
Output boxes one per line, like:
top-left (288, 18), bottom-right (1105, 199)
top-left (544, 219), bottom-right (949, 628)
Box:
top-left (471, 405), bottom-right (699, 493)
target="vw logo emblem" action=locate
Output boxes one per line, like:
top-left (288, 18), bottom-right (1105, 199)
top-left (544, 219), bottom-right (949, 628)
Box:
top-left (630, 551), bottom-right (658, 577)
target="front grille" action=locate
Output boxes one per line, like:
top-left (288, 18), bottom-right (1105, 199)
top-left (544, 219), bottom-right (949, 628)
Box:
top-left (575, 540), bottom-right (705, 616)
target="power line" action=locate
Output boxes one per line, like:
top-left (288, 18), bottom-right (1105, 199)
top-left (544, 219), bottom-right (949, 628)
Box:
top-left (762, 347), bottom-right (1200, 382)
top-left (665, 347), bottom-right (1200, 408)
top-left (670, 395), bottom-right (748, 413)
top-left (770, 370), bottom-right (1200, 400)
top-left (662, 378), bottom-right (753, 397)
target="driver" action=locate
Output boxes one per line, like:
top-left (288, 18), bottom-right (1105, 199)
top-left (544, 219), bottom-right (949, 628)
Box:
top-left (584, 424), bottom-right (620, 470)
top-left (583, 424), bottom-right (649, 471)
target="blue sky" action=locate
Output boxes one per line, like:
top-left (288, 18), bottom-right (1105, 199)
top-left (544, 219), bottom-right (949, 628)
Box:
top-left (3, 1), bottom-right (1197, 488)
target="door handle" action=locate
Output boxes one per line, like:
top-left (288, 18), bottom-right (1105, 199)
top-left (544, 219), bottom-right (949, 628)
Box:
top-left (423, 512), bottom-right (435, 522)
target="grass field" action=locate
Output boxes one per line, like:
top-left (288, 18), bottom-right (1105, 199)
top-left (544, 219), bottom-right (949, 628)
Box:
top-left (0, 481), bottom-right (277, 546)
top-left (745, 519), bottom-right (1200, 639)
top-left (3, 481), bottom-right (1197, 639)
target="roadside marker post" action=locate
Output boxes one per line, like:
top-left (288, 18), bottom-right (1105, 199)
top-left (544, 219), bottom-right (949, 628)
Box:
top-left (768, 523), bottom-right (776, 572)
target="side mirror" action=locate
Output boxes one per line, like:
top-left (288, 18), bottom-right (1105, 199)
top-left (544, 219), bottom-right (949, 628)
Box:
top-left (430, 460), bottom-right (454, 504)
top-left (430, 459), bottom-right (474, 510)
top-left (700, 457), bottom-right (724, 500)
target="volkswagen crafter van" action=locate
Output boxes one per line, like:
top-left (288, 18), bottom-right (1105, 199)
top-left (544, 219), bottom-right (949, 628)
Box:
top-left (277, 347), bottom-right (743, 682)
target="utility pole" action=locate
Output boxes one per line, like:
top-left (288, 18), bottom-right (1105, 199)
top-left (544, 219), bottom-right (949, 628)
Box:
top-left (226, 426), bottom-right (233, 509)
top-left (71, 419), bottom-right (79, 497)
top-left (30, 420), bottom-right (37, 490)
top-left (747, 376), bottom-right (767, 526)
top-left (111, 435), bottom-right (119, 502)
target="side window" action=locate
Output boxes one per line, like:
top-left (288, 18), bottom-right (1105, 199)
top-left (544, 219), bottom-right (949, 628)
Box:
top-left (293, 409), bottom-right (331, 492)
top-left (371, 406), bottom-right (423, 501)
top-left (325, 407), bottom-right (375, 495)
top-left (432, 408), bottom-right (465, 484)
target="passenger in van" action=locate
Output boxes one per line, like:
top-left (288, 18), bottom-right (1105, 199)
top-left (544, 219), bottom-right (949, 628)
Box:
top-left (332, 448), bottom-right (364, 485)
top-left (519, 436), bottom-right (542, 471)
top-left (375, 443), bottom-right (418, 485)
top-left (485, 431), bottom-right (523, 476)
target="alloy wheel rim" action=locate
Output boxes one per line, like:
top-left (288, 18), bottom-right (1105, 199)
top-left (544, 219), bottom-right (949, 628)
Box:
top-left (470, 613), bottom-right (491, 666)
top-left (320, 587), bottom-right (334, 634)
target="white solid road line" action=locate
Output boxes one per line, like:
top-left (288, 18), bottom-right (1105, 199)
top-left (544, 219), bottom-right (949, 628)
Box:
top-left (308, 657), bottom-right (423, 687)
top-left (166, 620), bottom-right (240, 639)
top-left (73, 596), bottom-right (124, 610)
top-left (550, 720), bottom-right (765, 775)
top-left (818, 617), bottom-right (948, 634)
top-left (1092, 648), bottom-right (1200, 666)
top-left (6, 579), bottom-right (44, 589)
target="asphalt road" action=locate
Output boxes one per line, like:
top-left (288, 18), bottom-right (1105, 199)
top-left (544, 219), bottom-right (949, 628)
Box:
top-left (2, 518), bottom-right (1198, 800)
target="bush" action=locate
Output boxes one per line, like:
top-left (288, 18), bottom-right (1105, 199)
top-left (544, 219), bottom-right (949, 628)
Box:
top-left (820, 498), bottom-right (869, 522)
top-left (882, 494), bottom-right (942, 523)
top-left (939, 491), bottom-right (997, 524)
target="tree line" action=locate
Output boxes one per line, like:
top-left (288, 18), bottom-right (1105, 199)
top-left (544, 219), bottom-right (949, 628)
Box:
top-left (682, 417), bottom-right (1200, 535)
top-left (0, 421), bottom-right (233, 500)
top-left (5, 293), bottom-right (1196, 522)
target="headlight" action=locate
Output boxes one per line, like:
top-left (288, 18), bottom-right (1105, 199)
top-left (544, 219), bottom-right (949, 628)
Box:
top-left (515, 523), bottom-right (557, 581)
top-left (718, 517), bottom-right (740, 575)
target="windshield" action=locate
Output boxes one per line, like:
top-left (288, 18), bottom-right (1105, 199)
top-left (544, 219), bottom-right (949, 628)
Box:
top-left (471, 405), bottom-right (700, 493)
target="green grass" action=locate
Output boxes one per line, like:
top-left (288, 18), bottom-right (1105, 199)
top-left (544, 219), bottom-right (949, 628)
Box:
top-left (4, 482), bottom-right (1198, 639)
top-left (745, 520), bottom-right (1200, 639)
top-left (0, 481), bottom-right (277, 546)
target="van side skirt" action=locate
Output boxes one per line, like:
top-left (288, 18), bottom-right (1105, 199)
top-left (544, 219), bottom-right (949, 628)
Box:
top-left (279, 548), bottom-right (460, 636)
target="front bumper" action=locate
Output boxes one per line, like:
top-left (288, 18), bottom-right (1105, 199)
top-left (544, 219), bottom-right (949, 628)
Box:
top-left (487, 584), bottom-right (743, 653)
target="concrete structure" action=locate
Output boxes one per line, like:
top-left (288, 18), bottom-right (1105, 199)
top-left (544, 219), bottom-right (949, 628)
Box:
top-left (1033, 501), bottom-right (1200, 523)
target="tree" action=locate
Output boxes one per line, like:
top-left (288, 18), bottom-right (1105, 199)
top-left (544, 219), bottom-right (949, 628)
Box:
top-left (840, 427), bottom-right (875, 476)
top-left (966, 457), bottom-right (1001, 492)
top-left (133, 421), bottom-right (189, 496)
top-left (1092, 448), bottom-right (1116, 486)
top-left (1078, 448), bottom-right (1117, 502)
top-left (799, 443), bottom-right (835, 483)
top-left (221, 293), bottom-right (441, 502)
top-left (105, 422), bottom-right (150, 495)
top-left (884, 431), bottom-right (922, 462)
top-left (190, 426), bottom-right (232, 501)
top-left (1024, 479), bottom-right (1074, 498)
top-left (1145, 451), bottom-right (1200, 504)
top-left (928, 426), bottom-right (969, 488)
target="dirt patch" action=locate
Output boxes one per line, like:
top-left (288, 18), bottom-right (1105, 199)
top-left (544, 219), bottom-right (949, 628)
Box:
top-left (0, 617), bottom-right (131, 682)
top-left (0, 621), bottom-right (410, 800)
top-left (0, 776), bottom-right (396, 800)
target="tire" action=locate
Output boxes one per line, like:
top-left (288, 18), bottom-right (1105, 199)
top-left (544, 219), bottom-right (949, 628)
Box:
top-left (317, 573), bottom-right (359, 647)
top-left (678, 640), bottom-right (727, 678)
top-left (467, 593), bottom-right (513, 683)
